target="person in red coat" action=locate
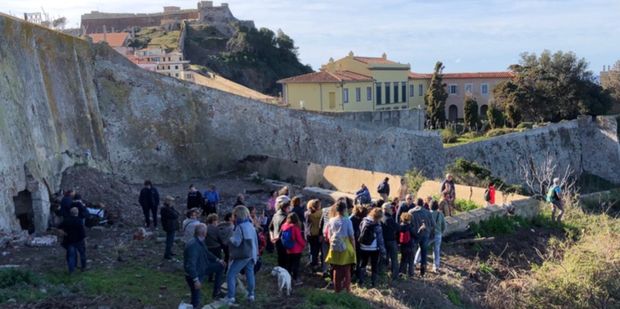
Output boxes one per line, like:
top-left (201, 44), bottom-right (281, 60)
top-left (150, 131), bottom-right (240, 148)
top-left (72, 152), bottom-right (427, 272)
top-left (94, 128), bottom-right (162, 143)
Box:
top-left (487, 182), bottom-right (496, 206)
top-left (281, 213), bottom-right (306, 286)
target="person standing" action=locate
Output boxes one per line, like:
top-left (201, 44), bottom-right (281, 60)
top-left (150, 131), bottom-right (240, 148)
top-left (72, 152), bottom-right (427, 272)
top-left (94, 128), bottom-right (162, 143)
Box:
top-left (205, 214), bottom-right (222, 259)
top-left (269, 195), bottom-right (291, 268)
top-left (377, 178), bottom-right (390, 202)
top-left (430, 200), bottom-right (446, 273)
top-left (398, 178), bottom-right (409, 201)
top-left (485, 182), bottom-right (496, 206)
top-left (398, 212), bottom-right (415, 277)
top-left (291, 196), bottom-right (305, 233)
top-left (355, 184), bottom-right (371, 205)
top-left (324, 198), bottom-right (356, 293)
top-left (547, 178), bottom-right (564, 222)
top-left (396, 194), bottom-right (415, 223)
top-left (357, 208), bottom-right (386, 287)
top-left (305, 199), bottom-right (323, 268)
top-left (349, 205), bottom-right (367, 283)
top-left (226, 206), bottom-right (259, 305)
top-left (281, 213), bottom-right (306, 286)
top-left (217, 213), bottom-right (234, 264)
top-left (184, 223), bottom-right (225, 308)
top-left (139, 180), bottom-right (160, 228)
top-left (161, 196), bottom-right (180, 260)
top-left (440, 174), bottom-right (456, 216)
top-left (381, 203), bottom-right (399, 281)
top-left (187, 184), bottom-right (205, 211)
top-left (60, 190), bottom-right (75, 219)
top-left (410, 202), bottom-right (435, 277)
top-left (203, 185), bottom-right (220, 216)
top-left (182, 208), bottom-right (201, 243)
top-left (58, 207), bottom-right (86, 273)
top-left (70, 194), bottom-right (88, 222)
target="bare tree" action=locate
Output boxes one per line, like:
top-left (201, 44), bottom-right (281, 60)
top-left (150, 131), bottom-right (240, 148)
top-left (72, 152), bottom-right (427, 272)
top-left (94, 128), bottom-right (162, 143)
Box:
top-left (518, 151), bottom-right (580, 200)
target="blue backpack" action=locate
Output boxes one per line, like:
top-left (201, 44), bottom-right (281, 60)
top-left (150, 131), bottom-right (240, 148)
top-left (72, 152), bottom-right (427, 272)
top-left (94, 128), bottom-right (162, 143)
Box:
top-left (281, 228), bottom-right (295, 249)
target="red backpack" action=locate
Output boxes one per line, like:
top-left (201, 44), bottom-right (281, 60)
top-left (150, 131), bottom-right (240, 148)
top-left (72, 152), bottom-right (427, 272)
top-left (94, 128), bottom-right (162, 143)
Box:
top-left (399, 228), bottom-right (411, 245)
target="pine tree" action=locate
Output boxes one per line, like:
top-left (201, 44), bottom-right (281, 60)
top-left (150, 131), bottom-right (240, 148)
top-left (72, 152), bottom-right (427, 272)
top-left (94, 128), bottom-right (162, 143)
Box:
top-left (425, 61), bottom-right (448, 129)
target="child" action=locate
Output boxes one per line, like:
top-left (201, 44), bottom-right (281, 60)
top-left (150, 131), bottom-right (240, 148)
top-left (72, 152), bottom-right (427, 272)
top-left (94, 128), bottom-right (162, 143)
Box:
top-left (281, 213), bottom-right (306, 286)
top-left (398, 212), bottom-right (415, 277)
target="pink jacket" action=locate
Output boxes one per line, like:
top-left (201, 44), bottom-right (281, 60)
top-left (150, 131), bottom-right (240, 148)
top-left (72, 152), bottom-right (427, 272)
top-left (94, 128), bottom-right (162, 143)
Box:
top-left (281, 222), bottom-right (306, 254)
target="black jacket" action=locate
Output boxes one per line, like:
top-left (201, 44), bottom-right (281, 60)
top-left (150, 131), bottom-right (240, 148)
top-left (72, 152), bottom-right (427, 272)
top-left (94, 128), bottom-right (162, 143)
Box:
top-left (269, 210), bottom-right (288, 240)
top-left (59, 216), bottom-right (86, 245)
top-left (184, 237), bottom-right (220, 282)
top-left (70, 200), bottom-right (88, 220)
top-left (377, 181), bottom-right (390, 195)
top-left (161, 205), bottom-right (180, 232)
top-left (381, 214), bottom-right (399, 242)
top-left (187, 191), bottom-right (204, 210)
top-left (350, 215), bottom-right (363, 244)
top-left (396, 202), bottom-right (415, 223)
top-left (139, 187), bottom-right (160, 208)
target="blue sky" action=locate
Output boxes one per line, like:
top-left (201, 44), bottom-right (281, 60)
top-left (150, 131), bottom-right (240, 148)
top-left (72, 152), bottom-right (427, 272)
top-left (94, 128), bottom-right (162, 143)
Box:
top-left (3, 0), bottom-right (619, 73)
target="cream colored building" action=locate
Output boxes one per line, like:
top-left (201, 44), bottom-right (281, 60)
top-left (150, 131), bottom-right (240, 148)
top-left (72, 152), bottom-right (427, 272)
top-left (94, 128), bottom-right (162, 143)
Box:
top-left (279, 52), bottom-right (420, 112)
top-left (442, 72), bottom-right (513, 121)
top-left (132, 47), bottom-right (194, 81)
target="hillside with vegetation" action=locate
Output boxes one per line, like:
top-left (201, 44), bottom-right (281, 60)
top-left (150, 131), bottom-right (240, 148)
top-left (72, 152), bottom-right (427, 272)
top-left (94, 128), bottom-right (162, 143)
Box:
top-left (184, 23), bottom-right (313, 95)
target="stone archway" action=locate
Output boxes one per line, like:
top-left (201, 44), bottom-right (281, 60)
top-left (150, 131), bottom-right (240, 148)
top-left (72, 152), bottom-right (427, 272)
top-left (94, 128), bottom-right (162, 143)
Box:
top-left (480, 104), bottom-right (488, 118)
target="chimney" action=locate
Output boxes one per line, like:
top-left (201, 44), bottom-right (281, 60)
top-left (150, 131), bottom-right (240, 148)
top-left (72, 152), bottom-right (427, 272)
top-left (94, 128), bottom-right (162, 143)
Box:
top-left (382, 52), bottom-right (387, 59)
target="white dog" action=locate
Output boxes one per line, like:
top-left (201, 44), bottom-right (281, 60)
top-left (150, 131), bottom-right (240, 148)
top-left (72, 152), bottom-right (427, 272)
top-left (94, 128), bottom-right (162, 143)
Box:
top-left (271, 266), bottom-right (292, 296)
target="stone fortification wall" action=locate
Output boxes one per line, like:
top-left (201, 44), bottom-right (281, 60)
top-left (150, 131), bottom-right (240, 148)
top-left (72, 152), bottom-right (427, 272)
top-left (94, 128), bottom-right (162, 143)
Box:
top-left (318, 108), bottom-right (425, 131)
top-left (81, 10), bottom-right (199, 34)
top-left (445, 117), bottom-right (620, 185)
top-left (0, 14), bottom-right (443, 233)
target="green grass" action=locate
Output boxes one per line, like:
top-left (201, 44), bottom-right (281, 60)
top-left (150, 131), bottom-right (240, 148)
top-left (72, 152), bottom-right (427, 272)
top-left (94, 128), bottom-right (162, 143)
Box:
top-left (454, 199), bottom-right (481, 213)
top-left (469, 213), bottom-right (564, 237)
top-left (444, 135), bottom-right (492, 148)
top-left (0, 269), bottom-right (49, 303)
top-left (446, 289), bottom-right (463, 306)
top-left (479, 262), bottom-right (495, 275)
top-left (302, 288), bottom-right (373, 309)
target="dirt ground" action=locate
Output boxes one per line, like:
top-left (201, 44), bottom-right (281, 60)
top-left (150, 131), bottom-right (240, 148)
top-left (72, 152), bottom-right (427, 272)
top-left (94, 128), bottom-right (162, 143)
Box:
top-left (0, 166), bottom-right (565, 308)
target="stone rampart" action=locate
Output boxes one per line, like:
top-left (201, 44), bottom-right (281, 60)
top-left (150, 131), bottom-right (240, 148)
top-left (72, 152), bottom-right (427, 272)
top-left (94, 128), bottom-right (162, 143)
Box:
top-left (318, 108), bottom-right (425, 131)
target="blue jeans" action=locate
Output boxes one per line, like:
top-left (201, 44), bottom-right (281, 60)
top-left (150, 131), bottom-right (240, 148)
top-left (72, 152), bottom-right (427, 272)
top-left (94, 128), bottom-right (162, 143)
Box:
top-left (226, 258), bottom-right (255, 300)
top-left (415, 234), bottom-right (442, 269)
top-left (164, 231), bottom-right (175, 258)
top-left (66, 240), bottom-right (86, 273)
top-left (383, 240), bottom-right (399, 278)
top-left (413, 234), bottom-right (429, 274)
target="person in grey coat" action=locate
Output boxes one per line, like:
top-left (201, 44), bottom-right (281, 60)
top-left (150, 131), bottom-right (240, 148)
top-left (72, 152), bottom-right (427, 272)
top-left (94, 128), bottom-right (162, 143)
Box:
top-left (408, 204), bottom-right (434, 276)
top-left (225, 206), bottom-right (259, 306)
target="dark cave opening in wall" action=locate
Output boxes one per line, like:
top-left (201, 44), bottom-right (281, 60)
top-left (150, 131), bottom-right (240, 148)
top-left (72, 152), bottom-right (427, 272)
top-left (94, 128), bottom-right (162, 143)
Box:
top-left (13, 190), bottom-right (35, 234)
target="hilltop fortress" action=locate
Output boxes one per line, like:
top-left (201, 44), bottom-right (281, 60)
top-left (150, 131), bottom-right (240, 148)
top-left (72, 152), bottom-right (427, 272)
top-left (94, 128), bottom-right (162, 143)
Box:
top-left (80, 1), bottom-right (254, 34)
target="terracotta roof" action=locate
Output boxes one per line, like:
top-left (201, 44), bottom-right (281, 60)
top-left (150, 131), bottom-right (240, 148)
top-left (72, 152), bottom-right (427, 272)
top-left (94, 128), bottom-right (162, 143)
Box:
top-left (278, 70), bottom-right (373, 83)
top-left (408, 72), bottom-right (433, 79)
top-left (353, 56), bottom-right (397, 65)
top-left (408, 71), bottom-right (513, 80)
top-left (88, 32), bottom-right (129, 47)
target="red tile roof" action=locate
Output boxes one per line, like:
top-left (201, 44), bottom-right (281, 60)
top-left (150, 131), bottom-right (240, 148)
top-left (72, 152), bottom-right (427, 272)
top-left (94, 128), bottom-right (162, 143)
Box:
top-left (408, 71), bottom-right (513, 79)
top-left (278, 70), bottom-right (373, 83)
top-left (353, 56), bottom-right (397, 65)
top-left (88, 32), bottom-right (129, 47)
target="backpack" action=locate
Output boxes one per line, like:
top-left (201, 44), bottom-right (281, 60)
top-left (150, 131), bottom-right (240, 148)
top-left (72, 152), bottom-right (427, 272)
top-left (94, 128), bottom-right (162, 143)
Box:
top-left (329, 222), bottom-right (346, 252)
top-left (546, 186), bottom-right (559, 202)
top-left (281, 227), bottom-right (295, 249)
top-left (358, 222), bottom-right (376, 246)
top-left (398, 227), bottom-right (411, 245)
top-left (484, 189), bottom-right (491, 202)
top-left (377, 183), bottom-right (386, 194)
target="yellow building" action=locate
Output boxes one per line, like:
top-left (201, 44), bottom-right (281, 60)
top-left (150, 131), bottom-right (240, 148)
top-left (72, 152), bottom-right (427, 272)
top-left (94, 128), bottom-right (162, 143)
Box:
top-left (279, 52), bottom-right (421, 112)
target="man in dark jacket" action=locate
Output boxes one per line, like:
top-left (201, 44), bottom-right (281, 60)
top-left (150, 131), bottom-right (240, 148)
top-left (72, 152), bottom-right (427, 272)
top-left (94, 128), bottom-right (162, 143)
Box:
top-left (70, 194), bottom-right (88, 222)
top-left (396, 194), bottom-right (415, 224)
top-left (60, 190), bottom-right (75, 219)
top-left (268, 195), bottom-right (290, 268)
top-left (187, 184), bottom-right (205, 211)
top-left (381, 203), bottom-right (399, 280)
top-left (355, 184), bottom-right (371, 205)
top-left (408, 204), bottom-right (435, 276)
top-left (184, 223), bottom-right (225, 308)
top-left (161, 196), bottom-right (180, 259)
top-left (58, 207), bottom-right (86, 273)
top-left (377, 178), bottom-right (390, 201)
top-left (139, 180), bottom-right (160, 228)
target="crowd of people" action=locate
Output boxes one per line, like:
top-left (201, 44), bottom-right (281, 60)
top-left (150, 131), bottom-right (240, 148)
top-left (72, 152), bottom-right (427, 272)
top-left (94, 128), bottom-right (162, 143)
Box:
top-left (51, 172), bottom-right (565, 308)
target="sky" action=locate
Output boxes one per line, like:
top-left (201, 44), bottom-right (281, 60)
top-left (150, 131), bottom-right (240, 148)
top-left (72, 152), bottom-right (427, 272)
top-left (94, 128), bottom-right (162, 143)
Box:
top-left (3, 0), bottom-right (620, 73)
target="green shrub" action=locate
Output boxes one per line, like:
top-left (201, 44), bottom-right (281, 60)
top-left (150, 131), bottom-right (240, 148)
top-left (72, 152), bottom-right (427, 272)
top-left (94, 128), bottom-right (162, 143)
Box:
top-left (460, 131), bottom-right (481, 139)
top-left (516, 122), bottom-right (534, 129)
top-left (486, 104), bottom-right (505, 129)
top-left (0, 269), bottom-right (38, 289)
top-left (446, 289), bottom-right (463, 306)
top-left (404, 168), bottom-right (427, 194)
top-left (441, 127), bottom-right (458, 143)
top-left (304, 288), bottom-right (372, 309)
top-left (464, 97), bottom-right (480, 131)
top-left (455, 199), bottom-right (480, 212)
top-left (469, 215), bottom-right (530, 237)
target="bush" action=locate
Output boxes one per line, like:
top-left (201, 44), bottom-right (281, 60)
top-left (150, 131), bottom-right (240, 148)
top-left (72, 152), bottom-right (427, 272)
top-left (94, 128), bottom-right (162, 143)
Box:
top-left (441, 127), bottom-right (458, 143)
top-left (486, 104), bottom-right (504, 129)
top-left (0, 269), bottom-right (38, 289)
top-left (404, 168), bottom-right (427, 194)
top-left (470, 215), bottom-right (530, 237)
top-left (516, 122), bottom-right (534, 129)
top-left (460, 131), bottom-right (481, 139)
top-left (464, 97), bottom-right (480, 131)
top-left (454, 199), bottom-right (480, 212)
top-left (485, 127), bottom-right (520, 138)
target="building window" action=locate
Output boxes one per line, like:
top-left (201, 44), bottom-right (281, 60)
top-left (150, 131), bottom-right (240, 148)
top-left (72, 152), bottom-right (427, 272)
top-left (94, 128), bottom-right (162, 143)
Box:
top-left (419, 84), bottom-right (423, 96)
top-left (385, 82), bottom-right (391, 104)
top-left (449, 84), bottom-right (458, 95)
top-left (175, 65), bottom-right (179, 70)
top-left (376, 83), bottom-right (382, 104)
top-left (409, 84), bottom-right (414, 97)
top-left (481, 83), bottom-right (489, 95)
top-left (355, 87), bottom-right (361, 102)
top-left (175, 73), bottom-right (179, 77)
top-left (366, 86), bottom-right (372, 101)
top-left (343, 88), bottom-right (349, 103)
top-left (393, 82), bottom-right (399, 103)
top-left (465, 83), bottom-right (473, 94)
top-left (401, 82), bottom-right (407, 102)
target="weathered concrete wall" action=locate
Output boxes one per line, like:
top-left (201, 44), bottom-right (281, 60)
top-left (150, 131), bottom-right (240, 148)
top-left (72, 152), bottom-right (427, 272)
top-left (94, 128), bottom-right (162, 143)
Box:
top-left (0, 14), bottom-right (444, 233)
top-left (580, 116), bottom-right (620, 184)
top-left (318, 108), bottom-right (425, 131)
